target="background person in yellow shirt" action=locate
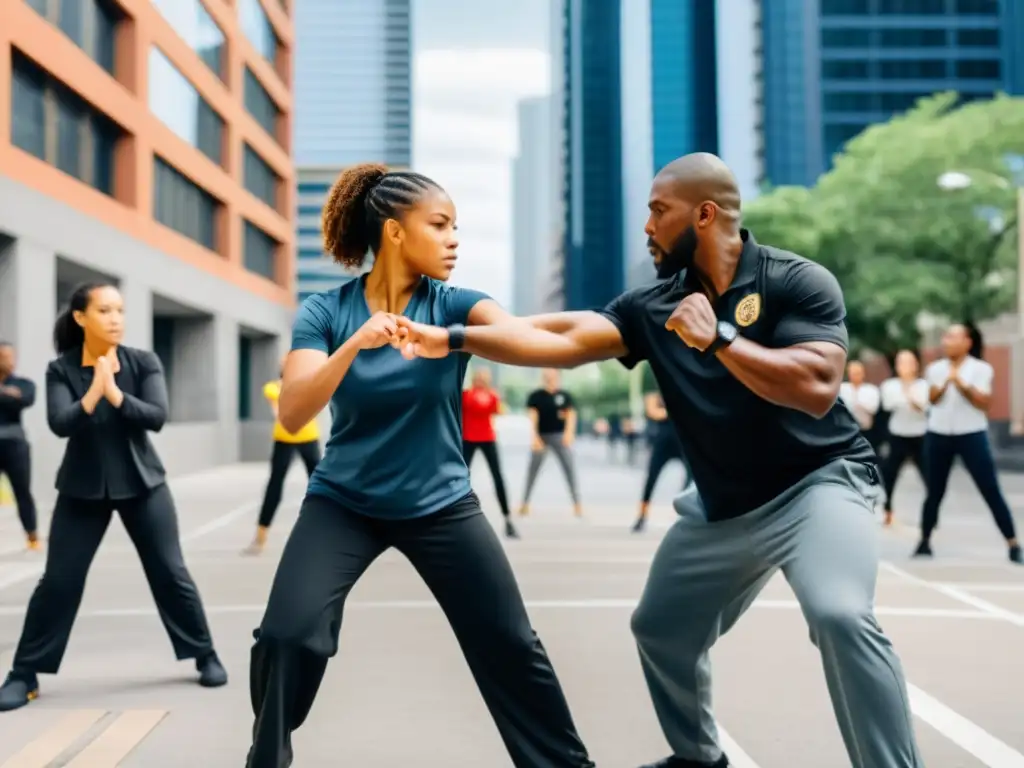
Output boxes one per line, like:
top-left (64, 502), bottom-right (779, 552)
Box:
top-left (245, 368), bottom-right (322, 554)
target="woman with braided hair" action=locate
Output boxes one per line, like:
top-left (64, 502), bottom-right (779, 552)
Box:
top-left (246, 164), bottom-right (594, 768)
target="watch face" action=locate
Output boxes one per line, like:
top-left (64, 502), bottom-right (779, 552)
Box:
top-left (718, 322), bottom-right (738, 342)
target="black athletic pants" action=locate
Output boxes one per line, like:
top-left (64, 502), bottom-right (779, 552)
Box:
top-left (920, 430), bottom-right (1017, 542)
top-left (641, 434), bottom-right (692, 503)
top-left (258, 440), bottom-right (321, 528)
top-left (462, 439), bottom-right (511, 518)
top-left (881, 435), bottom-right (924, 505)
top-left (247, 491), bottom-right (594, 768)
top-left (0, 437), bottom-right (37, 534)
top-left (11, 484), bottom-right (215, 675)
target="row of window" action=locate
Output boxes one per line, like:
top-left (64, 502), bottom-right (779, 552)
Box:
top-left (25, 1), bottom-right (286, 153)
top-left (821, 0), bottom-right (998, 15)
top-left (10, 50), bottom-right (282, 283)
top-left (24, 0), bottom-right (120, 75)
top-left (11, 51), bottom-right (120, 196)
top-left (822, 57), bottom-right (1001, 80)
top-left (821, 26), bottom-right (1000, 48)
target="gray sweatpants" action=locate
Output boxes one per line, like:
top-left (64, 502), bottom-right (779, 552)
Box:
top-left (522, 434), bottom-right (580, 505)
top-left (631, 459), bottom-right (923, 768)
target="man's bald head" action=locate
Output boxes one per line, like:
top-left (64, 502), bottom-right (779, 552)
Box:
top-left (655, 153), bottom-right (741, 221)
top-left (644, 153), bottom-right (742, 278)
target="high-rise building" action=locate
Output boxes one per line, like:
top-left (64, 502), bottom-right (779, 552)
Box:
top-left (0, 0), bottom-right (296, 493)
top-left (761, 0), bottom-right (1024, 187)
top-left (292, 0), bottom-right (412, 300)
top-left (512, 96), bottom-right (554, 316)
top-left (560, 0), bottom-right (624, 311)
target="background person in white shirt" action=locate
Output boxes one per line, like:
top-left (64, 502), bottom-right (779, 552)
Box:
top-left (917, 323), bottom-right (1021, 564)
top-left (879, 350), bottom-right (929, 526)
top-left (839, 361), bottom-right (881, 450)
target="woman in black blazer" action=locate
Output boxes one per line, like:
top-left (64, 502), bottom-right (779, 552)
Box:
top-left (0, 282), bottom-right (227, 712)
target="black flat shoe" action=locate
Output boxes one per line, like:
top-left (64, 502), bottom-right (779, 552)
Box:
top-left (0, 672), bottom-right (39, 712)
top-left (197, 653), bottom-right (228, 688)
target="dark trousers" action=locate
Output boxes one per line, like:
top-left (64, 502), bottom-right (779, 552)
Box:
top-left (881, 435), bottom-right (925, 505)
top-left (12, 483), bottom-right (215, 675)
top-left (920, 431), bottom-right (1017, 542)
top-left (641, 436), bottom-right (692, 503)
top-left (463, 439), bottom-right (511, 518)
top-left (0, 438), bottom-right (37, 534)
top-left (258, 440), bottom-right (321, 528)
top-left (247, 492), bottom-right (593, 768)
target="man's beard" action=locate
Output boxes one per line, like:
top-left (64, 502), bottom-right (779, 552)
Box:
top-left (650, 225), bottom-right (698, 279)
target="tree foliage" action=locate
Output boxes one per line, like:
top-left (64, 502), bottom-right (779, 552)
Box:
top-left (742, 92), bottom-right (1024, 356)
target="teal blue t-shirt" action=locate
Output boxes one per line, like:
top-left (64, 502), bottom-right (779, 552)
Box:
top-left (291, 275), bottom-right (489, 519)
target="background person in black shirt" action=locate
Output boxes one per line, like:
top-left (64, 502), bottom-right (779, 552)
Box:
top-left (633, 390), bottom-right (691, 534)
top-left (0, 282), bottom-right (227, 713)
top-left (520, 369), bottom-right (582, 517)
top-left (395, 153), bottom-right (922, 768)
top-left (0, 341), bottom-right (40, 550)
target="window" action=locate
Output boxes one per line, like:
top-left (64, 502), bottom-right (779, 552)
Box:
top-left (878, 92), bottom-right (931, 111)
top-left (152, 156), bottom-right (220, 250)
top-left (820, 0), bottom-right (870, 14)
top-left (821, 60), bottom-right (870, 79)
top-left (243, 144), bottom-right (280, 210)
top-left (957, 28), bottom-right (1000, 47)
top-left (821, 28), bottom-right (871, 48)
top-left (878, 29), bottom-right (947, 47)
top-left (956, 59), bottom-right (1001, 79)
top-left (148, 48), bottom-right (224, 165)
top-left (150, 0), bottom-right (225, 79)
top-left (24, 0), bottom-right (120, 75)
top-left (238, 336), bottom-right (252, 420)
top-left (823, 91), bottom-right (874, 112)
top-left (297, 181), bottom-right (331, 196)
top-left (242, 219), bottom-right (278, 280)
top-left (10, 50), bottom-right (121, 195)
top-left (244, 67), bottom-right (281, 140)
top-left (241, 0), bottom-right (280, 68)
top-left (877, 0), bottom-right (946, 13)
top-left (878, 59), bottom-right (948, 79)
top-left (955, 0), bottom-right (999, 14)
top-left (297, 204), bottom-right (322, 217)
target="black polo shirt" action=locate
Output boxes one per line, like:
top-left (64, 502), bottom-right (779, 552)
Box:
top-left (527, 388), bottom-right (575, 435)
top-left (599, 230), bottom-right (874, 521)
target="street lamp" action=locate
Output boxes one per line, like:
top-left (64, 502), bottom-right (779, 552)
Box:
top-left (936, 169), bottom-right (1024, 434)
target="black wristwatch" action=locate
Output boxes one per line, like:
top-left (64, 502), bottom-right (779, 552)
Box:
top-left (446, 324), bottom-right (466, 351)
top-left (705, 321), bottom-right (738, 356)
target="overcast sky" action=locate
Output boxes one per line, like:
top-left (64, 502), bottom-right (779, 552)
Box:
top-left (411, 0), bottom-right (552, 306)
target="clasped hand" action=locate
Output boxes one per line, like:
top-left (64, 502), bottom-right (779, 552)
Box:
top-left (665, 292), bottom-right (717, 352)
top-left (88, 349), bottom-right (123, 405)
top-left (355, 312), bottom-right (449, 359)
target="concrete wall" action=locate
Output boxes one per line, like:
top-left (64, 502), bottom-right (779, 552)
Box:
top-left (0, 175), bottom-right (296, 507)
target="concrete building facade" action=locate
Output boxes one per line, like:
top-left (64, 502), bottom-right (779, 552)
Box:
top-left (0, 0), bottom-right (296, 506)
top-left (511, 96), bottom-right (554, 317)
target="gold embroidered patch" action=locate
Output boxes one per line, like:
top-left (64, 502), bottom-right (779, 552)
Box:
top-left (734, 294), bottom-right (761, 327)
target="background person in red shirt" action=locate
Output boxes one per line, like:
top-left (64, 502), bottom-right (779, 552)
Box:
top-left (462, 368), bottom-right (517, 538)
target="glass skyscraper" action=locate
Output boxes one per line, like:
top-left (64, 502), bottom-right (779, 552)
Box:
top-left (293, 0), bottom-right (412, 301)
top-left (762, 0), bottom-right (1024, 187)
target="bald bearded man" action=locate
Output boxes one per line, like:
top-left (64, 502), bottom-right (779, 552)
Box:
top-left (392, 153), bottom-right (923, 768)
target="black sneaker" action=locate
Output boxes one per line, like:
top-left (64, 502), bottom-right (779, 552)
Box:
top-left (632, 516), bottom-right (647, 533)
top-left (197, 653), bottom-right (228, 688)
top-left (504, 520), bottom-right (519, 539)
top-left (0, 671), bottom-right (39, 712)
top-left (1010, 545), bottom-right (1022, 565)
top-left (638, 755), bottom-right (729, 768)
top-left (913, 540), bottom-right (933, 557)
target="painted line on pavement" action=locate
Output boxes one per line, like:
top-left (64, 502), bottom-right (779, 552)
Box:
top-left (882, 563), bottom-right (1024, 627)
top-left (908, 683), bottom-right (1024, 767)
top-left (0, 598), bottom-right (998, 621)
top-left (935, 583), bottom-right (1024, 592)
top-left (0, 495), bottom-right (294, 594)
top-left (718, 726), bottom-right (762, 768)
top-left (64, 710), bottom-right (167, 768)
top-left (0, 709), bottom-right (107, 768)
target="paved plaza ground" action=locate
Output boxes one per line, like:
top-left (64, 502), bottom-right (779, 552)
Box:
top-left (0, 419), bottom-right (1022, 767)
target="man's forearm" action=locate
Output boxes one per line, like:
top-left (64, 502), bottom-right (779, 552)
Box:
top-left (715, 338), bottom-right (839, 417)
top-left (954, 380), bottom-right (990, 411)
top-left (463, 325), bottom-right (599, 369)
